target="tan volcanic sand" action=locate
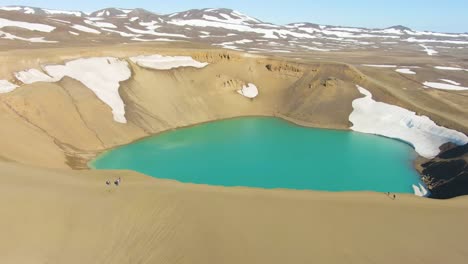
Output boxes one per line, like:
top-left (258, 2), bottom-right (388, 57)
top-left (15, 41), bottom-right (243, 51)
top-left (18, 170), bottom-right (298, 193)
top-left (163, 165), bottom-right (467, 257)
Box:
top-left (1, 161), bottom-right (468, 264)
top-left (0, 43), bottom-right (468, 263)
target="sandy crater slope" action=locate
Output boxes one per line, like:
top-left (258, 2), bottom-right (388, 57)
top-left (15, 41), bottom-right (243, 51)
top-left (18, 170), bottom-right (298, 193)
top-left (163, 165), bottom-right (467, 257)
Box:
top-left (0, 44), bottom-right (467, 169)
top-left (1, 161), bottom-right (468, 264)
top-left (0, 5), bottom-right (468, 263)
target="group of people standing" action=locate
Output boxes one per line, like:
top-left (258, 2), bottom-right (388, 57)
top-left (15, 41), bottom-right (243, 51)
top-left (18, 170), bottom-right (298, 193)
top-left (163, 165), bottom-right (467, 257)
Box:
top-left (106, 177), bottom-right (122, 186)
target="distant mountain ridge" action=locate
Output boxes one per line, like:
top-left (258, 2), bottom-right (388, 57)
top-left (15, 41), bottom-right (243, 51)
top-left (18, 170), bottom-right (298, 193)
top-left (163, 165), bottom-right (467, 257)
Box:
top-left (0, 5), bottom-right (467, 55)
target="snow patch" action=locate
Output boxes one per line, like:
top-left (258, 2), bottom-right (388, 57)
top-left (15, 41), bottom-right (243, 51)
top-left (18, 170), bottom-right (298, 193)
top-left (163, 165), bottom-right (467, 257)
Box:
top-left (412, 183), bottom-right (429, 197)
top-left (349, 85), bottom-right (468, 158)
top-left (43, 9), bottom-right (82, 17)
top-left (0, 6), bottom-right (35, 14)
top-left (407, 37), bottom-right (468, 45)
top-left (0, 80), bottom-right (18, 93)
top-left (419, 44), bottom-right (437, 56)
top-left (130, 55), bottom-right (208, 70)
top-left (125, 26), bottom-right (188, 38)
top-left (395, 68), bottom-right (416, 75)
top-left (43, 57), bottom-right (131, 123)
top-left (0, 30), bottom-right (57, 43)
top-left (15, 69), bottom-right (56, 84)
top-left (0, 6), bottom-right (22, 11)
top-left (237, 83), bottom-right (258, 98)
top-left (71, 24), bottom-right (101, 34)
top-left (434, 66), bottom-right (465, 71)
top-left (423, 82), bottom-right (468, 91)
top-left (0, 18), bottom-right (55, 32)
top-left (439, 79), bottom-right (460, 86)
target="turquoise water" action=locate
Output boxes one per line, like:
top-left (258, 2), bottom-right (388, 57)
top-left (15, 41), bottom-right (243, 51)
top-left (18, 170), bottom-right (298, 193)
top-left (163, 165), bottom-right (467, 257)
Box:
top-left (91, 117), bottom-right (423, 193)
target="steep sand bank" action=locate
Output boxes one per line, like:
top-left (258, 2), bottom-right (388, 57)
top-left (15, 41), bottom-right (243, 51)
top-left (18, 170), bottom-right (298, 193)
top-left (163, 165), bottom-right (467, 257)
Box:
top-left (2, 161), bottom-right (468, 264)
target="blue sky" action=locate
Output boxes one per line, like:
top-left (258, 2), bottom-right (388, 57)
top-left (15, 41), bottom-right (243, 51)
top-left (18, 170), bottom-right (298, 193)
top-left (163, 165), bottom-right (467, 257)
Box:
top-left (2, 0), bottom-right (467, 33)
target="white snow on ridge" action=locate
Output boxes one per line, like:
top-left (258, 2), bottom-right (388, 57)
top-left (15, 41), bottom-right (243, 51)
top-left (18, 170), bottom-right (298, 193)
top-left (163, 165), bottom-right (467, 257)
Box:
top-left (395, 68), bottom-right (416, 75)
top-left (130, 55), bottom-right (208, 70)
top-left (372, 28), bottom-right (404, 35)
top-left (237, 83), bottom-right (258, 98)
top-left (0, 6), bottom-right (22, 11)
top-left (71, 24), bottom-right (101, 34)
top-left (0, 18), bottom-right (55, 32)
top-left (202, 10), bottom-right (260, 25)
top-left (42, 9), bottom-right (82, 17)
top-left (138, 21), bottom-right (161, 30)
top-left (423, 82), bottom-right (468, 91)
top-left (95, 10), bottom-right (110, 17)
top-left (118, 8), bottom-right (133, 14)
top-left (23, 7), bottom-right (35, 14)
top-left (203, 14), bottom-right (247, 25)
top-left (15, 69), bottom-right (56, 84)
top-left (0, 80), bottom-right (18, 93)
top-left (44, 57), bottom-right (131, 123)
top-left (0, 6), bottom-right (35, 14)
top-left (329, 27), bottom-right (364, 33)
top-left (168, 19), bottom-right (315, 39)
top-left (231, 10), bottom-right (260, 23)
top-left (349, 85), bottom-right (468, 158)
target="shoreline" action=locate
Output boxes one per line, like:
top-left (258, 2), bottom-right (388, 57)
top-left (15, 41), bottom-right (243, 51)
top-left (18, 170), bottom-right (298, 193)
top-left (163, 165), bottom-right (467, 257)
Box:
top-left (88, 115), bottom-right (427, 196)
top-left (86, 113), bottom-right (420, 167)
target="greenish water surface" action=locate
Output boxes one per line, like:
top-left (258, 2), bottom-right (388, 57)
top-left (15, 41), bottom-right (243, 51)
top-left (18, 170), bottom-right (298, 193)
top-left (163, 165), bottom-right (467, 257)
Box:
top-left (91, 117), bottom-right (423, 193)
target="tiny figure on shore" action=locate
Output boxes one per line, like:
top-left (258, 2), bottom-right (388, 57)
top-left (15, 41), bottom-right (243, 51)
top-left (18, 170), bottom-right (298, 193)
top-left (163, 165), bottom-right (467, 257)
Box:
top-left (385, 192), bottom-right (396, 200)
top-left (106, 180), bottom-right (111, 186)
top-left (114, 178), bottom-right (120, 186)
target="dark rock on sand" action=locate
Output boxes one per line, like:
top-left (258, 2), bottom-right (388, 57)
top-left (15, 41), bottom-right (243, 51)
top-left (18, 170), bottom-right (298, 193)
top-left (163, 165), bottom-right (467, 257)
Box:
top-left (421, 143), bottom-right (468, 199)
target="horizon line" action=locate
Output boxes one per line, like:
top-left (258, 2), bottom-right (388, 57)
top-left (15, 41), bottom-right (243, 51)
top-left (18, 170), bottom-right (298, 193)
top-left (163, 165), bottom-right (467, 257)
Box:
top-left (1, 5), bottom-right (467, 34)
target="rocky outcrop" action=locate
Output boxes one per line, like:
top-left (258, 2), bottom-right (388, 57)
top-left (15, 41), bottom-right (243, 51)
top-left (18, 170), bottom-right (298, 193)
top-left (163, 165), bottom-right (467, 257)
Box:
top-left (420, 144), bottom-right (468, 199)
top-left (265, 63), bottom-right (304, 77)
